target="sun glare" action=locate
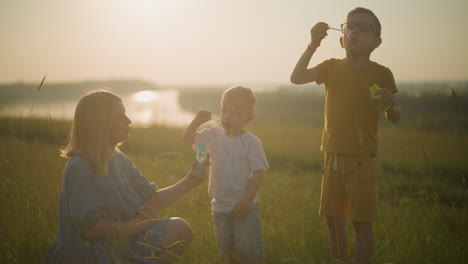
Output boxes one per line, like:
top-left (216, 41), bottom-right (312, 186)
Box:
top-left (133, 90), bottom-right (158, 103)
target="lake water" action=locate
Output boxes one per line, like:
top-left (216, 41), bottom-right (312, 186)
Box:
top-left (1, 81), bottom-right (466, 128)
top-left (0, 89), bottom-right (195, 127)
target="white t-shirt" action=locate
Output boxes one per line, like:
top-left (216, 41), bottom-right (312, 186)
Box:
top-left (195, 126), bottom-right (269, 212)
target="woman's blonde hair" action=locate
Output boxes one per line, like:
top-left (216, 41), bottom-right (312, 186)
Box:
top-left (60, 89), bottom-right (122, 176)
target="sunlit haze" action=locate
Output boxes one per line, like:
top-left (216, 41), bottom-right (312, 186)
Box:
top-left (1, 0), bottom-right (467, 86)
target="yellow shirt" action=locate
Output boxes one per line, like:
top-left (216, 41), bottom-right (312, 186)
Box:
top-left (315, 58), bottom-right (398, 155)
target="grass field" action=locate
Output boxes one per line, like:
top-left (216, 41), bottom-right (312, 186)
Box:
top-left (0, 112), bottom-right (466, 263)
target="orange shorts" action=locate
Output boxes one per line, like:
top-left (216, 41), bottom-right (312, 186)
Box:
top-left (319, 152), bottom-right (382, 222)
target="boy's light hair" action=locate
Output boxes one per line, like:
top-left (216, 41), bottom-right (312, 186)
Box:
top-left (221, 85), bottom-right (256, 113)
top-left (60, 88), bottom-right (122, 176)
top-left (347, 7), bottom-right (381, 37)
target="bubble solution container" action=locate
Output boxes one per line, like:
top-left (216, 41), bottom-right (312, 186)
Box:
top-left (195, 144), bottom-right (209, 172)
top-left (369, 84), bottom-right (390, 112)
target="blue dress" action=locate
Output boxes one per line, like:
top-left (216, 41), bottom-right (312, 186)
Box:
top-left (46, 152), bottom-right (169, 264)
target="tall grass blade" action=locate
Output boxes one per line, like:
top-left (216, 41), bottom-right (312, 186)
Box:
top-left (451, 88), bottom-right (461, 113)
top-left (28, 75), bottom-right (46, 117)
top-left (48, 114), bottom-right (58, 140)
top-left (420, 144), bottom-right (431, 169)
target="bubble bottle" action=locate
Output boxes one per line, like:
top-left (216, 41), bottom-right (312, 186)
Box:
top-left (195, 144), bottom-right (209, 172)
top-left (369, 84), bottom-right (391, 112)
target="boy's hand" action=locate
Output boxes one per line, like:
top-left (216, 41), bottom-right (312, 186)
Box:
top-left (233, 199), bottom-right (251, 219)
top-left (193, 109), bottom-right (212, 125)
top-left (379, 88), bottom-right (397, 109)
top-left (183, 109), bottom-right (212, 144)
top-left (310, 22), bottom-right (329, 50)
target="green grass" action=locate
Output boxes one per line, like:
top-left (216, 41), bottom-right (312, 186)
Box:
top-left (0, 117), bottom-right (466, 263)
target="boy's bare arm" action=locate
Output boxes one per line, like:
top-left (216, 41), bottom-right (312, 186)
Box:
top-left (290, 22), bottom-right (328, 85)
top-left (233, 169), bottom-right (264, 218)
top-left (182, 120), bottom-right (200, 145)
top-left (182, 109), bottom-right (211, 144)
top-left (243, 169), bottom-right (264, 203)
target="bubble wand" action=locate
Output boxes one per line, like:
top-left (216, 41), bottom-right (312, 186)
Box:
top-left (328, 26), bottom-right (352, 37)
top-left (328, 26), bottom-right (342, 32)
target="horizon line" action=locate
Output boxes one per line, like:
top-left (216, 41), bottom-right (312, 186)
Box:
top-left (1, 79), bottom-right (468, 87)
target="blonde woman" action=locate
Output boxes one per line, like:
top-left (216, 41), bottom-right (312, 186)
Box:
top-left (46, 89), bottom-right (206, 264)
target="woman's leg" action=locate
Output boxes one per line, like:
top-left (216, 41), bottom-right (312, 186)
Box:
top-left (159, 217), bottom-right (193, 263)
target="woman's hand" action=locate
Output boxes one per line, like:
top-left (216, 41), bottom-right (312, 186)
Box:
top-left (186, 170), bottom-right (206, 187)
top-left (186, 159), bottom-right (209, 187)
top-left (137, 205), bottom-right (158, 221)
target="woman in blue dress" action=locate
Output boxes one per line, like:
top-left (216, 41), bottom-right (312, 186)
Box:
top-left (46, 89), bottom-right (207, 263)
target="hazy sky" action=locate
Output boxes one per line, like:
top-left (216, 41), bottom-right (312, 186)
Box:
top-left (1, 0), bottom-right (467, 86)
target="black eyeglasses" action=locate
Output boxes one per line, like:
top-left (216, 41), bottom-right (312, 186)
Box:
top-left (340, 23), bottom-right (374, 34)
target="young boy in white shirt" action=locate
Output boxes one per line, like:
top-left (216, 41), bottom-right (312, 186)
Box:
top-left (183, 85), bottom-right (269, 264)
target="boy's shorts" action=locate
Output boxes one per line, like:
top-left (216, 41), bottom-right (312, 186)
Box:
top-left (319, 152), bottom-right (382, 222)
top-left (212, 205), bottom-right (264, 263)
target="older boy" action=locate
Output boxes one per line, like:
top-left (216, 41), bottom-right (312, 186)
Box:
top-left (183, 85), bottom-right (269, 264)
top-left (290, 7), bottom-right (400, 264)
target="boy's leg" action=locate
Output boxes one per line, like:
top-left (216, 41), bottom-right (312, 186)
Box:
top-left (346, 154), bottom-right (380, 264)
top-left (352, 221), bottom-right (373, 264)
top-left (326, 217), bottom-right (348, 264)
top-left (233, 205), bottom-right (264, 264)
top-left (320, 153), bottom-right (349, 263)
top-left (212, 211), bottom-right (235, 264)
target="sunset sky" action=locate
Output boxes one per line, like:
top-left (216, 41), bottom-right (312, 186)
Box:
top-left (1, 0), bottom-right (467, 86)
